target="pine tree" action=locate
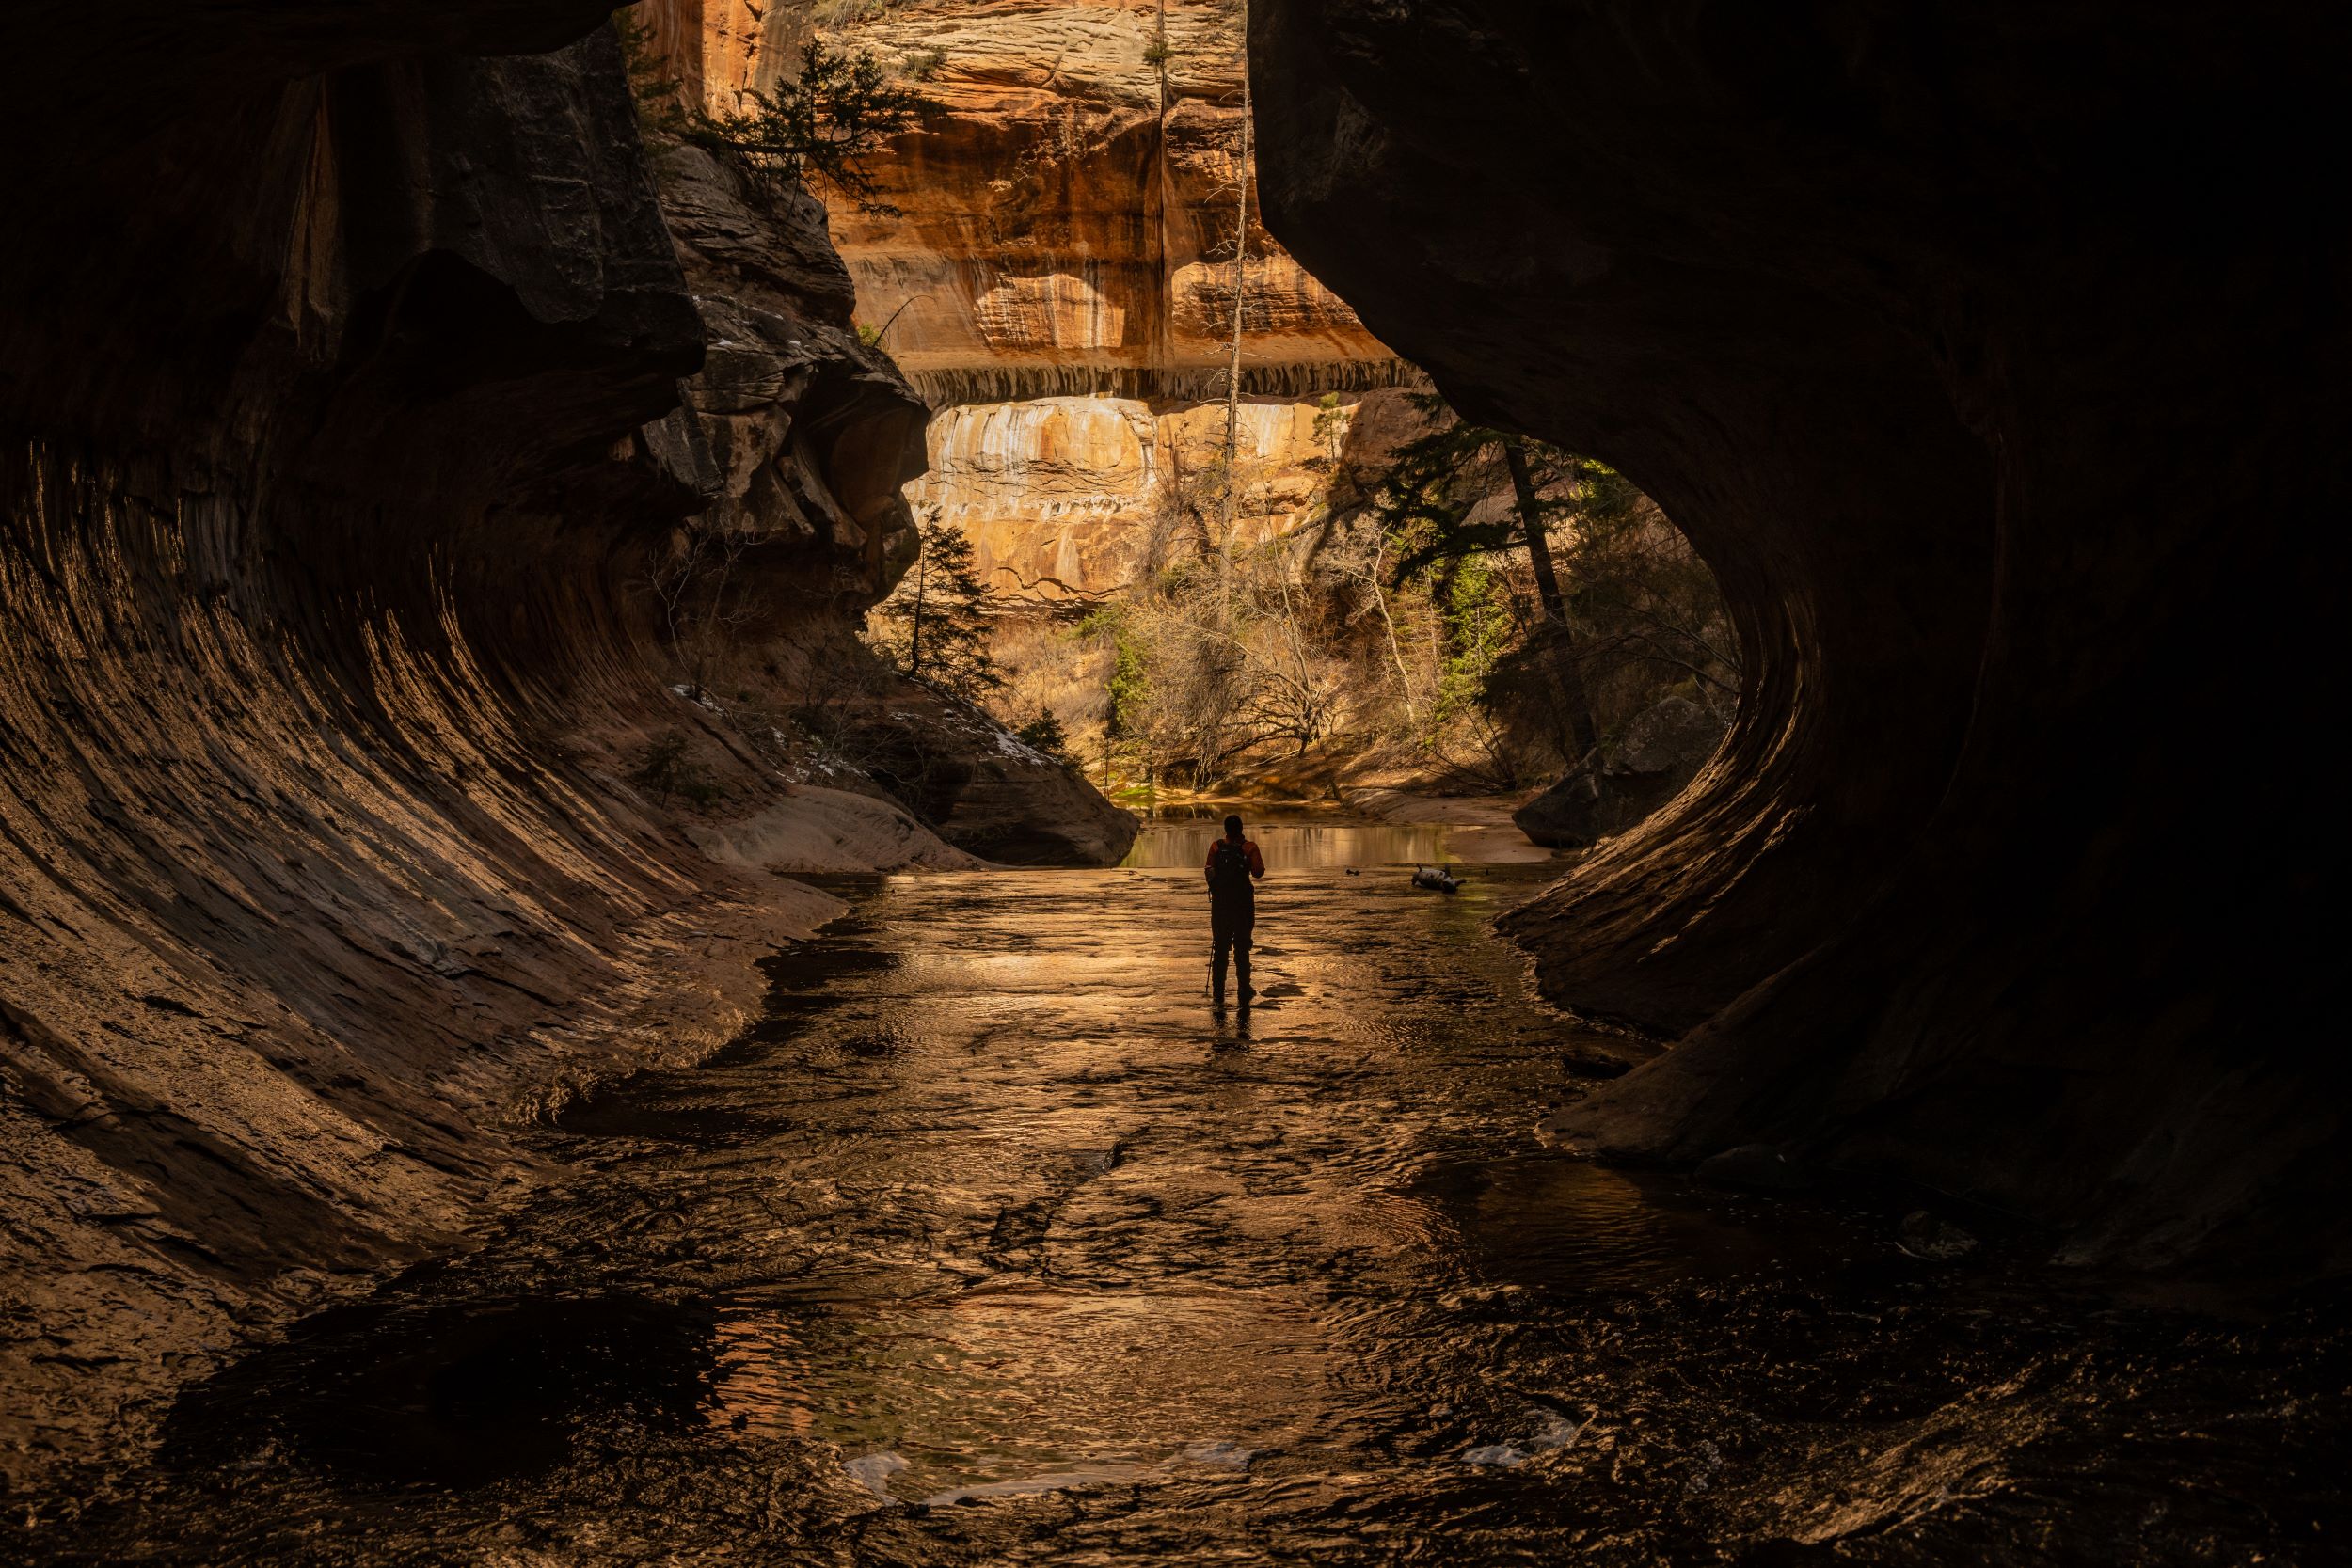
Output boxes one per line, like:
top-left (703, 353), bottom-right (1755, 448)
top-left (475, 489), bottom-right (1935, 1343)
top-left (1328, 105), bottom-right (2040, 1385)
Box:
top-left (689, 40), bottom-right (930, 212)
top-left (871, 516), bottom-right (1002, 704)
top-left (1014, 708), bottom-right (1071, 761)
top-left (1373, 397), bottom-right (1602, 759)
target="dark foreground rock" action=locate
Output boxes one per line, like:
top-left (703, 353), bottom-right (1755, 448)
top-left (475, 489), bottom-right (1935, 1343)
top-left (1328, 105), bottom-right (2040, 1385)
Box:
top-left (2, 14), bottom-right (739, 1487)
top-left (1695, 1145), bottom-right (1811, 1196)
top-left (1255, 0), bottom-right (2344, 1271)
top-left (1516, 697), bottom-right (1727, 849)
top-left (1899, 1211), bottom-right (1982, 1262)
top-left (0, 1), bottom-right (1116, 1491)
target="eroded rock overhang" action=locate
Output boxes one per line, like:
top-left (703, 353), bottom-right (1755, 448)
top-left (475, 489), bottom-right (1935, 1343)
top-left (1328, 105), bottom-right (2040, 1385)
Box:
top-left (0, 0), bottom-right (1053, 1487)
top-left (1251, 0), bottom-right (2346, 1272)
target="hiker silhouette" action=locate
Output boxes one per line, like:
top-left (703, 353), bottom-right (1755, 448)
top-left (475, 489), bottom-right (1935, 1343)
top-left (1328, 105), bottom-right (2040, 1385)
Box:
top-left (1204, 814), bottom-right (1266, 1006)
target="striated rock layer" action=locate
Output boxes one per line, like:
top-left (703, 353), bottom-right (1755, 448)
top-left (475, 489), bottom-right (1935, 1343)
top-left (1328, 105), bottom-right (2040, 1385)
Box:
top-left (656, 1), bottom-right (1420, 608)
top-left (633, 3), bottom-right (1425, 609)
top-left (0, 15), bottom-right (725, 1487)
top-left (913, 390), bottom-right (1407, 602)
top-left (0, 1), bottom-right (1125, 1491)
top-left (1256, 1), bottom-right (2344, 1271)
top-left (799, 1), bottom-right (1427, 607)
top-left (631, 0), bottom-right (797, 112)
top-left (811, 0), bottom-right (1407, 405)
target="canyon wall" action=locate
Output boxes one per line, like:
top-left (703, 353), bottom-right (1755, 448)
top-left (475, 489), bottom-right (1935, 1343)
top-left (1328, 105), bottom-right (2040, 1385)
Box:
top-left (914, 390), bottom-right (1418, 602)
top-left (798, 0), bottom-right (1418, 606)
top-left (0, 1), bottom-right (1124, 1490)
top-left (811, 0), bottom-right (1404, 405)
top-left (1255, 1), bottom-right (2344, 1271)
top-left (631, 0), bottom-right (797, 111)
top-left (644, 128), bottom-right (1136, 863)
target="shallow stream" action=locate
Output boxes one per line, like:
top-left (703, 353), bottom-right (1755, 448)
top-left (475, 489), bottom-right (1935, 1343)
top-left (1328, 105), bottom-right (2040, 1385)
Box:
top-left (1117, 812), bottom-right (1557, 871)
top-left (25, 829), bottom-right (2346, 1564)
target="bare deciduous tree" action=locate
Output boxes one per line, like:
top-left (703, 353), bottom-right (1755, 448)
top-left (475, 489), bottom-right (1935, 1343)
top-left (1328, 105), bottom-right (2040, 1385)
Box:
top-left (644, 512), bottom-right (762, 700)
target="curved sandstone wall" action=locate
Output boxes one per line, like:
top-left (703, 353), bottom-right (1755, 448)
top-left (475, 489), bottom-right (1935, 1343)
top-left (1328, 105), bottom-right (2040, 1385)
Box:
top-left (0, 1), bottom-right (1126, 1487)
top-left (1255, 1), bottom-right (2344, 1272)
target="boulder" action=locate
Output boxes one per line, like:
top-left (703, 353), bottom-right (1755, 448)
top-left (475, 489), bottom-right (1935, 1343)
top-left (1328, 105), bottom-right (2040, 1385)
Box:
top-left (1560, 1047), bottom-right (1634, 1082)
top-left (844, 694), bottom-right (1140, 867)
top-left (1898, 1211), bottom-right (1981, 1262)
top-left (1515, 697), bottom-right (1726, 848)
top-left (653, 138), bottom-right (929, 602)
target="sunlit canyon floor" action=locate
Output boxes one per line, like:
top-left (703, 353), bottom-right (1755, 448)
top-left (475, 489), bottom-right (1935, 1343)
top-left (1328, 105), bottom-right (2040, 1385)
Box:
top-left (20, 831), bottom-right (2347, 1566)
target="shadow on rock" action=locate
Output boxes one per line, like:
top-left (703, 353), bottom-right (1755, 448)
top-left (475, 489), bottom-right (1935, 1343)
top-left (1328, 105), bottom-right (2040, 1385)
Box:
top-left (166, 1295), bottom-right (721, 1492)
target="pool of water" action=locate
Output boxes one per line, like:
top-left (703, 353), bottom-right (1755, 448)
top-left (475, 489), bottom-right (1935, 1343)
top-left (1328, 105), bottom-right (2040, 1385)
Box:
top-left (1119, 813), bottom-right (1559, 870)
top-left (24, 863), bottom-right (2346, 1565)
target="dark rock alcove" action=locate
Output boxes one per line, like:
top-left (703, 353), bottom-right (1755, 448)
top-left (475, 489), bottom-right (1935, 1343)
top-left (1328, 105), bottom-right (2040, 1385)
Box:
top-left (1253, 0), bottom-right (2345, 1272)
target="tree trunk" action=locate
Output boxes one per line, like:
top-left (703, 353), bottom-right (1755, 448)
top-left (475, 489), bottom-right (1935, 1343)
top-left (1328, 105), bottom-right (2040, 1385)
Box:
top-left (1502, 436), bottom-right (1567, 622)
top-left (1219, 0), bottom-right (1251, 600)
top-left (904, 548), bottom-right (929, 677)
top-left (1369, 531), bottom-right (1418, 722)
top-left (1502, 436), bottom-right (1600, 761)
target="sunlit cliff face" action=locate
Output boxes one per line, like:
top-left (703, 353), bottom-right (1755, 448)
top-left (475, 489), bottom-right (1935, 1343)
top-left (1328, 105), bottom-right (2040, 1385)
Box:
top-left (912, 394), bottom-right (1367, 602)
top-left (629, 0), bottom-right (793, 112)
top-left (808, 0), bottom-right (1398, 401)
top-left (790, 0), bottom-right (1416, 597)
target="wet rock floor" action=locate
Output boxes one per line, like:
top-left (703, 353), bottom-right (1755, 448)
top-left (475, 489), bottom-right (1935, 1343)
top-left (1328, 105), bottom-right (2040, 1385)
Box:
top-left (18, 857), bottom-right (2349, 1564)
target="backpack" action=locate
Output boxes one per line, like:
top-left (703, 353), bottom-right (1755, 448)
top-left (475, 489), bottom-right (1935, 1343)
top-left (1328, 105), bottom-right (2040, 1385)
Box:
top-left (1209, 838), bottom-right (1253, 895)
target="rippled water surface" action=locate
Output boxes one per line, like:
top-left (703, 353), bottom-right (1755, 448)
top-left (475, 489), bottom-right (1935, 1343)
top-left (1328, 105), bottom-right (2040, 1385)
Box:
top-left (26, 857), bottom-right (2347, 1565)
top-left (1118, 814), bottom-right (1559, 869)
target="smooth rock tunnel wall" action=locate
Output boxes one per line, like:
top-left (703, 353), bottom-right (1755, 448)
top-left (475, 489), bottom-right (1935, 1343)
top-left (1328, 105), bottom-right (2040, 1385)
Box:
top-left (0, 4), bottom-right (945, 1486)
top-left (1254, 1), bottom-right (2344, 1272)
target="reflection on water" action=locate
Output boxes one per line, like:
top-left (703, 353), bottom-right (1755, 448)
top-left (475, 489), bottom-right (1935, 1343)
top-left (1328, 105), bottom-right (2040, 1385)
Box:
top-left (1120, 814), bottom-right (1559, 869)
top-left (1407, 1157), bottom-right (1814, 1291)
top-left (709, 1288), bottom-right (1332, 1501)
top-left (35, 864), bottom-right (2348, 1567)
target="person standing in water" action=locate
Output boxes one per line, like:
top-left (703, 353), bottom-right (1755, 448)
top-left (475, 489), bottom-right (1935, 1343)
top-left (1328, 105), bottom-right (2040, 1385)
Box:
top-left (1204, 814), bottom-right (1267, 1006)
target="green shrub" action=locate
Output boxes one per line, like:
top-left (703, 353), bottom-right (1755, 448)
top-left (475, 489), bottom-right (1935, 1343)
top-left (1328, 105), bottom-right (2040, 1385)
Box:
top-left (1015, 709), bottom-right (1071, 760)
top-left (628, 732), bottom-right (725, 809)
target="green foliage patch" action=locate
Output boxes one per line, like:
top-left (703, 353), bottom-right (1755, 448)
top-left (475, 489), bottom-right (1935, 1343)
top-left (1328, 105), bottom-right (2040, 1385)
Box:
top-left (868, 516), bottom-right (1004, 705)
top-left (628, 732), bottom-right (725, 809)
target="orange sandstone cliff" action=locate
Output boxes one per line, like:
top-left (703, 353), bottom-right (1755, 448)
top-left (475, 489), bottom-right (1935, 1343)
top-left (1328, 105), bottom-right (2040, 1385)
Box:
top-left (776, 0), bottom-right (1424, 603)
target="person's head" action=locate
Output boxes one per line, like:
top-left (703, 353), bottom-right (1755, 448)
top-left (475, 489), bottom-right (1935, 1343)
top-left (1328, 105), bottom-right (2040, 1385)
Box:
top-left (1223, 814), bottom-right (1244, 841)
